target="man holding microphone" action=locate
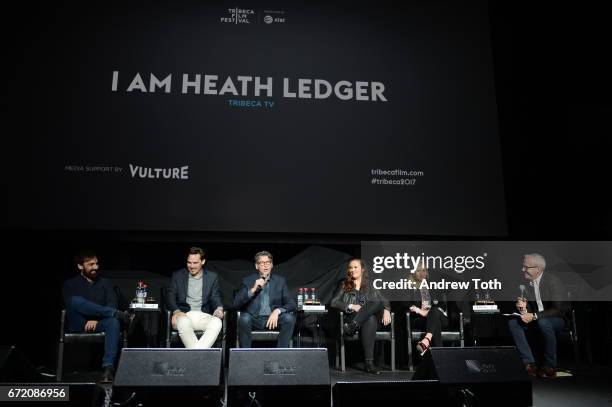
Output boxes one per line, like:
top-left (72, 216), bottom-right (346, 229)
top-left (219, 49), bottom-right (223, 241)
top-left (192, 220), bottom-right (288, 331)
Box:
top-left (233, 251), bottom-right (296, 347)
top-left (508, 253), bottom-right (567, 378)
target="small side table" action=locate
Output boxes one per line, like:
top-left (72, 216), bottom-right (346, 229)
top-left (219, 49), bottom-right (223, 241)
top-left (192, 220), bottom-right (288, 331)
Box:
top-left (129, 304), bottom-right (161, 347)
top-left (296, 308), bottom-right (328, 348)
top-left (471, 310), bottom-right (511, 346)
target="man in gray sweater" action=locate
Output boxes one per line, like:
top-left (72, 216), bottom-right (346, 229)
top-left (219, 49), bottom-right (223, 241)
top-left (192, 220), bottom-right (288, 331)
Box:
top-left (166, 247), bottom-right (224, 348)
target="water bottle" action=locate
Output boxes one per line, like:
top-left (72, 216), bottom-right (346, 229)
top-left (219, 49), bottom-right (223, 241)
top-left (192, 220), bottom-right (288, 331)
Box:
top-left (136, 281), bottom-right (144, 304)
top-left (297, 288), bottom-right (304, 308)
top-left (311, 288), bottom-right (318, 304)
top-left (142, 283), bottom-right (148, 302)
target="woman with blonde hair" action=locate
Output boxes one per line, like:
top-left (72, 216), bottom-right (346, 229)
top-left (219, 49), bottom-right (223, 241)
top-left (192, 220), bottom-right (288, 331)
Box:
top-left (407, 263), bottom-right (449, 355)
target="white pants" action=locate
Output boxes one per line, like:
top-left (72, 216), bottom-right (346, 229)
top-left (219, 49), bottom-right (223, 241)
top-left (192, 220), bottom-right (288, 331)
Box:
top-left (175, 311), bottom-right (222, 349)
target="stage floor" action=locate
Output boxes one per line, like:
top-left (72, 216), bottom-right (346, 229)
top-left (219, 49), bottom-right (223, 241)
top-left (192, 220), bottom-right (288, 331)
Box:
top-left (50, 365), bottom-right (612, 406)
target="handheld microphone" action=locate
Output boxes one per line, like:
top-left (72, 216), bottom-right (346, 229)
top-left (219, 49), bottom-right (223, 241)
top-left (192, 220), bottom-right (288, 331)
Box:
top-left (255, 274), bottom-right (270, 292)
top-left (518, 284), bottom-right (527, 313)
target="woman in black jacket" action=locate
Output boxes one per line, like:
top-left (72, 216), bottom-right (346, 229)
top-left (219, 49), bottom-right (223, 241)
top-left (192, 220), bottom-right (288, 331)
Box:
top-left (406, 264), bottom-right (448, 355)
top-left (331, 258), bottom-right (391, 374)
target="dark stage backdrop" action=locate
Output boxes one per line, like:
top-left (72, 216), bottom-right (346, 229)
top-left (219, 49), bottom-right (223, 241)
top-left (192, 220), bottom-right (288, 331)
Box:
top-left (4, 0), bottom-right (505, 236)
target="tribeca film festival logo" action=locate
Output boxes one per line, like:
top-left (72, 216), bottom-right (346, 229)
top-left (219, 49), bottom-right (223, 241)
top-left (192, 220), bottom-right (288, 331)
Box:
top-left (220, 7), bottom-right (254, 24)
top-left (220, 7), bottom-right (286, 25)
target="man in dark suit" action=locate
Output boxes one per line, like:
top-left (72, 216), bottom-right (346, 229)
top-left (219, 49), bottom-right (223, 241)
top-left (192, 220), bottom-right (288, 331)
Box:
top-left (167, 247), bottom-right (224, 348)
top-left (508, 253), bottom-right (567, 378)
top-left (233, 251), bottom-right (296, 347)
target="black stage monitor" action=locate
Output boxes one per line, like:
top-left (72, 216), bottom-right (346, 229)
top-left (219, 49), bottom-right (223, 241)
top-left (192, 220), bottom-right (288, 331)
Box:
top-left (413, 346), bottom-right (532, 406)
top-left (227, 348), bottom-right (330, 407)
top-left (112, 348), bottom-right (222, 406)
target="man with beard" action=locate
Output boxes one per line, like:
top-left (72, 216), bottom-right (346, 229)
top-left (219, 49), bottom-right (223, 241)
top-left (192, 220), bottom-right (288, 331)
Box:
top-left (62, 250), bottom-right (134, 383)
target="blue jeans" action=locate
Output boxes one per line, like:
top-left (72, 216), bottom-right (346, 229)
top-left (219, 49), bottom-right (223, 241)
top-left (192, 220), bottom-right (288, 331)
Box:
top-left (66, 296), bottom-right (120, 367)
top-left (508, 316), bottom-right (565, 368)
top-left (238, 312), bottom-right (296, 348)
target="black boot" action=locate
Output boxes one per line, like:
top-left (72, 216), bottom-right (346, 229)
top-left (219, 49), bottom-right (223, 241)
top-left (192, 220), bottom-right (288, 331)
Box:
top-left (364, 360), bottom-right (380, 375)
top-left (99, 365), bottom-right (114, 383)
top-left (343, 321), bottom-right (359, 337)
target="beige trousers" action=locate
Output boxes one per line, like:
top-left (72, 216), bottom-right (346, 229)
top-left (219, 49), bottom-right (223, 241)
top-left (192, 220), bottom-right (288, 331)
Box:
top-left (175, 310), bottom-right (222, 348)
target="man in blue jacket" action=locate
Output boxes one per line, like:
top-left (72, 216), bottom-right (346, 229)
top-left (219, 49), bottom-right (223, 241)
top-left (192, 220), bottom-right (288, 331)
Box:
top-left (62, 250), bottom-right (134, 383)
top-left (234, 251), bottom-right (296, 347)
top-left (167, 247), bottom-right (224, 348)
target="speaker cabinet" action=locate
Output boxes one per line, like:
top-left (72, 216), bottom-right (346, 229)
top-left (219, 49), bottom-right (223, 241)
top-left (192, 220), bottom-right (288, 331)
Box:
top-left (413, 346), bottom-right (532, 406)
top-left (227, 348), bottom-right (330, 407)
top-left (112, 348), bottom-right (222, 406)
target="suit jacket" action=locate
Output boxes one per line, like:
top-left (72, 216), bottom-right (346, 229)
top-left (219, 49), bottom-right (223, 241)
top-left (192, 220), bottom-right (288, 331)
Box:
top-left (166, 268), bottom-right (223, 314)
top-left (233, 273), bottom-right (296, 314)
top-left (524, 272), bottom-right (568, 320)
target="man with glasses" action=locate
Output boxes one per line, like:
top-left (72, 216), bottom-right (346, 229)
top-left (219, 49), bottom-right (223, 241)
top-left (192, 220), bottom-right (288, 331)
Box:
top-left (508, 253), bottom-right (567, 378)
top-left (234, 251), bottom-right (296, 347)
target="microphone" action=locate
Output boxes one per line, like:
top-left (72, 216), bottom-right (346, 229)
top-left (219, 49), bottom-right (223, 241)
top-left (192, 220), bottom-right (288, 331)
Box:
top-left (518, 284), bottom-right (527, 313)
top-left (255, 274), bottom-right (270, 292)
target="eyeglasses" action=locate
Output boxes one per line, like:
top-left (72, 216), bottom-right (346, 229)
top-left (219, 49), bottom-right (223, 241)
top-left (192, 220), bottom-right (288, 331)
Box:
top-left (522, 265), bottom-right (538, 270)
top-left (257, 261), bottom-right (272, 266)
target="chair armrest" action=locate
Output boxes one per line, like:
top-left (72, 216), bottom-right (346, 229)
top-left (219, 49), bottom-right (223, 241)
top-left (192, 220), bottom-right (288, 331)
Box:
top-left (222, 312), bottom-right (227, 335)
top-left (166, 310), bottom-right (172, 343)
top-left (390, 312), bottom-right (395, 339)
top-left (571, 308), bottom-right (578, 342)
top-left (59, 310), bottom-right (66, 341)
top-left (406, 311), bottom-right (412, 340)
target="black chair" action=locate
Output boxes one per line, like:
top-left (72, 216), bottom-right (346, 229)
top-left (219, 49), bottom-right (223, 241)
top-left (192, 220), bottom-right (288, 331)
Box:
top-left (557, 287), bottom-right (581, 366)
top-left (56, 309), bottom-right (128, 381)
top-left (335, 311), bottom-right (395, 372)
top-left (406, 305), bottom-right (464, 371)
top-left (234, 311), bottom-right (294, 347)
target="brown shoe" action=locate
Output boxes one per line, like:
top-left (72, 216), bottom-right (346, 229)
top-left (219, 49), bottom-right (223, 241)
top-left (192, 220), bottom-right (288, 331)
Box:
top-left (538, 367), bottom-right (556, 378)
top-left (525, 363), bottom-right (537, 377)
